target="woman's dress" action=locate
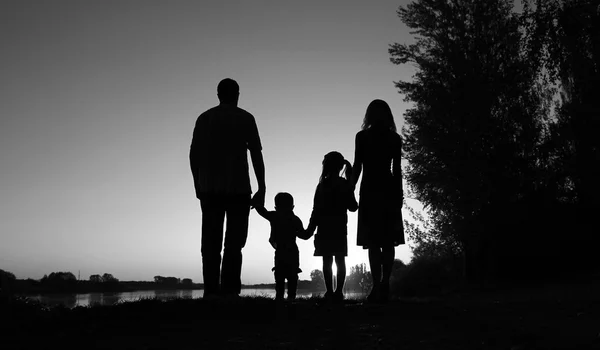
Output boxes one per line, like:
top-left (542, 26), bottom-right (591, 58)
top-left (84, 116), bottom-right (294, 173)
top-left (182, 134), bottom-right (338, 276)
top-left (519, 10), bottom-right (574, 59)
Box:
top-left (355, 128), bottom-right (405, 248)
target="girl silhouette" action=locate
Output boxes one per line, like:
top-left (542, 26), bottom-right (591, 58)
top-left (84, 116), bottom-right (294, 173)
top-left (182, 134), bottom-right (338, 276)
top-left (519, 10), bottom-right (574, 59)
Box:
top-left (307, 151), bottom-right (358, 302)
top-left (352, 99), bottom-right (405, 303)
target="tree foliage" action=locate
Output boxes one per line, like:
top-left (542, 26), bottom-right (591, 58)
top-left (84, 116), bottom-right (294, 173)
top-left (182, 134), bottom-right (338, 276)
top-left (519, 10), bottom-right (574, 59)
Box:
top-left (310, 269), bottom-right (325, 291)
top-left (390, 0), bottom-right (598, 280)
top-left (344, 263), bottom-right (373, 294)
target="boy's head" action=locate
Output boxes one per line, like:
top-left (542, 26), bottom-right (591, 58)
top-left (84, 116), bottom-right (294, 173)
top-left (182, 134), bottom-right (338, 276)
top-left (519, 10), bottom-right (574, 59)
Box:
top-left (274, 192), bottom-right (294, 211)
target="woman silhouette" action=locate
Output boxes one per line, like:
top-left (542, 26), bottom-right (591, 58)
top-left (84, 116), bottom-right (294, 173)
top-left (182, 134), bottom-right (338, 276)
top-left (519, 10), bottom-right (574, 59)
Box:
top-left (352, 99), bottom-right (404, 302)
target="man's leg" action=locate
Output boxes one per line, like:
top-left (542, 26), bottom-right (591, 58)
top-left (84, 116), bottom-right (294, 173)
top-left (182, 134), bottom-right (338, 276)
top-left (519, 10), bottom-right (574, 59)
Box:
top-left (199, 194), bottom-right (225, 296)
top-left (221, 194), bottom-right (250, 295)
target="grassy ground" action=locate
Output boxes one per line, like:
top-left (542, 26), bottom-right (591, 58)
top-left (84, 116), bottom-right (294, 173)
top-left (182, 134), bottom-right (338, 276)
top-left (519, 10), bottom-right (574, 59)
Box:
top-left (2, 279), bottom-right (599, 350)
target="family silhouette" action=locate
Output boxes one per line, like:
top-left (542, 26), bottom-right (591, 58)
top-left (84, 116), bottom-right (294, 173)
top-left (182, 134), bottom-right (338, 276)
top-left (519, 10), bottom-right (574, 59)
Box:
top-left (190, 79), bottom-right (404, 303)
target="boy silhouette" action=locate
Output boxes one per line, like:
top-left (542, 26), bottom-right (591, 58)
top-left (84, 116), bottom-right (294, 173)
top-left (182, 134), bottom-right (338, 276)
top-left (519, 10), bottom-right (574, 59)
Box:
top-left (255, 192), bottom-right (311, 301)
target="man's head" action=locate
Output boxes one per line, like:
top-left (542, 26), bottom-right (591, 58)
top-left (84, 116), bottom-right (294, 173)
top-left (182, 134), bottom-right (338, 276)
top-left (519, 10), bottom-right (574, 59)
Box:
top-left (274, 192), bottom-right (294, 212)
top-left (217, 78), bottom-right (240, 106)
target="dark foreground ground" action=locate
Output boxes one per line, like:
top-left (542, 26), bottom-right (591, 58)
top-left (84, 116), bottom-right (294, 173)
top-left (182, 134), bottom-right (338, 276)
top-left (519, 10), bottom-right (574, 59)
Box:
top-left (2, 279), bottom-right (599, 350)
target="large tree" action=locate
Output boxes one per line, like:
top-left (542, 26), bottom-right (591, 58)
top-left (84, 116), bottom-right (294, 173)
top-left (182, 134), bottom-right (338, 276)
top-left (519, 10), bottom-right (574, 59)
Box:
top-left (390, 0), bottom-right (551, 280)
top-left (529, 0), bottom-right (600, 265)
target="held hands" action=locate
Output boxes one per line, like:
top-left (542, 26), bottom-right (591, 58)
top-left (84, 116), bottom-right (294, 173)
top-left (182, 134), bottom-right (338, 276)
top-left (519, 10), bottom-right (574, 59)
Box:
top-left (250, 188), bottom-right (266, 209)
top-left (305, 224), bottom-right (316, 237)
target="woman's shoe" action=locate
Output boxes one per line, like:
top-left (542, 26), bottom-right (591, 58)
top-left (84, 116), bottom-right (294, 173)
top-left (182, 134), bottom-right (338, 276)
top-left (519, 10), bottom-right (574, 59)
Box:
top-left (379, 282), bottom-right (390, 303)
top-left (367, 286), bottom-right (379, 303)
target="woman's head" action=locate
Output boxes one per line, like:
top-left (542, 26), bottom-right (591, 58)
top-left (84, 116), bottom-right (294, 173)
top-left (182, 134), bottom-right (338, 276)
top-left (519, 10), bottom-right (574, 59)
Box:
top-left (320, 151), bottom-right (350, 182)
top-left (362, 99), bottom-right (396, 132)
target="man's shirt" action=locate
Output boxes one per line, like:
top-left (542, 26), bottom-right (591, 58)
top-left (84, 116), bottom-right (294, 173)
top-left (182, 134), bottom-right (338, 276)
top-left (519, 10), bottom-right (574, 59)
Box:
top-left (190, 104), bottom-right (262, 197)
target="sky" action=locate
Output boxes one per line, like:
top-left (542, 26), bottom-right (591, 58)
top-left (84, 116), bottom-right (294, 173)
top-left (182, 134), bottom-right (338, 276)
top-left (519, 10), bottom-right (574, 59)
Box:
top-left (0, 0), bottom-right (422, 284)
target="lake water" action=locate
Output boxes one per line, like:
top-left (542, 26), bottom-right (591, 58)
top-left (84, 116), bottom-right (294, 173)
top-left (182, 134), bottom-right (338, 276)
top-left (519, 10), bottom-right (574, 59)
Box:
top-left (27, 289), bottom-right (367, 308)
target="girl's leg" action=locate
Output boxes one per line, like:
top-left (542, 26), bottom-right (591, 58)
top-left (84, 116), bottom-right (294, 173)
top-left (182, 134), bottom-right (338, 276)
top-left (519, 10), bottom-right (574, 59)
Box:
top-left (368, 247), bottom-right (382, 301)
top-left (381, 246), bottom-right (395, 301)
top-left (322, 256), bottom-right (334, 297)
top-left (334, 256), bottom-right (346, 299)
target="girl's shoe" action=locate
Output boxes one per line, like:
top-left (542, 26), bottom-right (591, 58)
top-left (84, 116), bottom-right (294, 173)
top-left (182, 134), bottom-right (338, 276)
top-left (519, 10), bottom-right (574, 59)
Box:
top-left (333, 291), bottom-right (344, 303)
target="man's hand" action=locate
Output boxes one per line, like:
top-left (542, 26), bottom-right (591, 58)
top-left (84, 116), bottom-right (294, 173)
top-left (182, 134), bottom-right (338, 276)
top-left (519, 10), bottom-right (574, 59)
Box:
top-left (250, 188), bottom-right (266, 209)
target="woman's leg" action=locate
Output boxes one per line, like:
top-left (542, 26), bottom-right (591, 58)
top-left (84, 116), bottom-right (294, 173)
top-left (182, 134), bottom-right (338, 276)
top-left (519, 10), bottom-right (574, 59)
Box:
top-left (334, 256), bottom-right (346, 297)
top-left (368, 247), bottom-right (382, 301)
top-left (322, 255), bottom-right (334, 296)
top-left (380, 246), bottom-right (395, 301)
top-left (382, 246), bottom-right (395, 283)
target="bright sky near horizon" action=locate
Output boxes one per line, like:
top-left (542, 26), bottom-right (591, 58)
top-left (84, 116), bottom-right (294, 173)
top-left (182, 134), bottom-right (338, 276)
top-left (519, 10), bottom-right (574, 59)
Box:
top-left (1, 0), bottom-right (421, 283)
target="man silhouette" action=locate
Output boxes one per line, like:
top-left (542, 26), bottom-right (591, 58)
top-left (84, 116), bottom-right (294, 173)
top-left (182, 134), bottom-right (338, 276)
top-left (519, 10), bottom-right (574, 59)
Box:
top-left (190, 78), bottom-right (266, 297)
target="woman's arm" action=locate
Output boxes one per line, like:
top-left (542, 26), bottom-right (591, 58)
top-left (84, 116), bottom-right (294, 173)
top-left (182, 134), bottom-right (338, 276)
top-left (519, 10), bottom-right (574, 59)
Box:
top-left (393, 134), bottom-right (404, 201)
top-left (351, 133), bottom-right (362, 189)
top-left (347, 183), bottom-right (359, 212)
top-left (306, 185), bottom-right (321, 236)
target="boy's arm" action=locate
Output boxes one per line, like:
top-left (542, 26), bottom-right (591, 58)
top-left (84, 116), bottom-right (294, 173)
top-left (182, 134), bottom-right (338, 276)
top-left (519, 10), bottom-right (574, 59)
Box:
top-left (254, 205), bottom-right (271, 220)
top-left (296, 217), bottom-right (312, 240)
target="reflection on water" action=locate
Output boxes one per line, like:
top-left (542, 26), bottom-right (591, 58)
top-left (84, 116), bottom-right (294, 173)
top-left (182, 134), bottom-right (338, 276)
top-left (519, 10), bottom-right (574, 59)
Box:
top-left (28, 289), bottom-right (366, 308)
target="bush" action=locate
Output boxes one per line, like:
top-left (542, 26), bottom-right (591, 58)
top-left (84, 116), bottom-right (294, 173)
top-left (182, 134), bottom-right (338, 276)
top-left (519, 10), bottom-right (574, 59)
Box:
top-left (390, 254), bottom-right (462, 298)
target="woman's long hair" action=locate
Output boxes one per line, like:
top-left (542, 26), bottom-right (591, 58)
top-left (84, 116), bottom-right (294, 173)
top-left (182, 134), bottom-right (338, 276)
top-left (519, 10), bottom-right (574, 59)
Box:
top-left (362, 99), bottom-right (397, 132)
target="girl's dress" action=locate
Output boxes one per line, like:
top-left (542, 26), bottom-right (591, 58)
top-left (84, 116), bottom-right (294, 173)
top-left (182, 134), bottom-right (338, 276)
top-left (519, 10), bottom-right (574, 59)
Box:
top-left (309, 176), bottom-right (358, 256)
top-left (355, 128), bottom-right (405, 248)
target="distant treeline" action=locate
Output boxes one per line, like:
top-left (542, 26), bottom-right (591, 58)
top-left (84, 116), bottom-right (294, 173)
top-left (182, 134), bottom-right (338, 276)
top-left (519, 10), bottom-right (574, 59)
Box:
top-left (0, 271), bottom-right (207, 295)
top-left (1, 266), bottom-right (373, 296)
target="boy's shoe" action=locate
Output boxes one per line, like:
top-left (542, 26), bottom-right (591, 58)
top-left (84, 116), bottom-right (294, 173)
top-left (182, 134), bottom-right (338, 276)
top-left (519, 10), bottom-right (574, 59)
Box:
top-left (323, 291), bottom-right (334, 301)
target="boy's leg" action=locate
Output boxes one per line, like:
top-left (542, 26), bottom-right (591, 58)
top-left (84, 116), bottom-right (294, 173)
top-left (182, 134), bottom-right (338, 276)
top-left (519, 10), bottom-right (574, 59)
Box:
top-left (274, 270), bottom-right (285, 300)
top-left (287, 272), bottom-right (298, 301)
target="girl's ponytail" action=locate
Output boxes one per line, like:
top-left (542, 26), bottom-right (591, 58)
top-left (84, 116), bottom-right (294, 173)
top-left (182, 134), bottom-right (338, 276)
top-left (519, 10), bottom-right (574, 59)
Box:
top-left (343, 160), bottom-right (352, 181)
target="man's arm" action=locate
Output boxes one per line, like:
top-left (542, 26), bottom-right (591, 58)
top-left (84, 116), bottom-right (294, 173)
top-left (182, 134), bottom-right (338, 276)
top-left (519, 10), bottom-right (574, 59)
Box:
top-left (249, 148), bottom-right (266, 209)
top-left (189, 117), bottom-right (201, 199)
top-left (247, 114), bottom-right (266, 209)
